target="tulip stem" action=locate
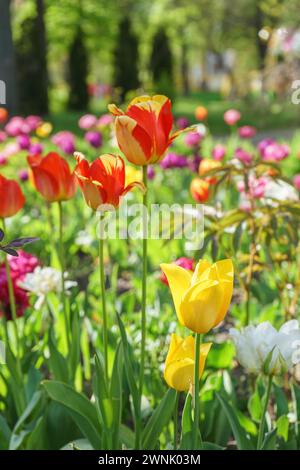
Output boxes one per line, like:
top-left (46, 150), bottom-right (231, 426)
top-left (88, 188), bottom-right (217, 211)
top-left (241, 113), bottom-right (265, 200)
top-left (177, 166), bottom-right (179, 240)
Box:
top-left (174, 392), bottom-right (180, 450)
top-left (58, 201), bottom-right (70, 352)
top-left (136, 166), bottom-right (148, 449)
top-left (193, 333), bottom-right (203, 450)
top-left (257, 375), bottom-right (272, 450)
top-left (1, 218), bottom-right (25, 411)
top-left (99, 231), bottom-right (108, 384)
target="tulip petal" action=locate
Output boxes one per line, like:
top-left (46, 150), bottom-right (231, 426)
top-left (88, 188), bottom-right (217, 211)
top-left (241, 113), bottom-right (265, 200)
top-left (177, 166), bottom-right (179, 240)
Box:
top-left (160, 263), bottom-right (193, 325)
top-left (181, 279), bottom-right (224, 333)
top-left (0, 175), bottom-right (25, 218)
top-left (115, 116), bottom-right (151, 165)
top-left (191, 259), bottom-right (211, 285)
top-left (164, 358), bottom-right (195, 391)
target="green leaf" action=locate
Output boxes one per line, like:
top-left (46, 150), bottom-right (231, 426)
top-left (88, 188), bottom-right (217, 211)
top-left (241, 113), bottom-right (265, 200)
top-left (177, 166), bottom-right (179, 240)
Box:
top-left (61, 438), bottom-right (94, 450)
top-left (180, 394), bottom-right (193, 450)
top-left (43, 380), bottom-right (101, 449)
top-left (119, 425), bottom-right (135, 449)
top-left (9, 391), bottom-right (43, 450)
top-left (216, 393), bottom-right (254, 450)
top-left (273, 384), bottom-right (289, 418)
top-left (110, 342), bottom-right (124, 449)
top-left (116, 314), bottom-right (139, 421)
top-left (69, 308), bottom-right (81, 380)
top-left (248, 388), bottom-right (262, 422)
top-left (202, 441), bottom-right (225, 450)
top-left (142, 388), bottom-right (177, 450)
top-left (276, 415), bottom-right (289, 442)
top-left (94, 352), bottom-right (112, 434)
top-left (0, 416), bottom-right (11, 450)
top-left (261, 428), bottom-right (277, 450)
top-left (236, 410), bottom-right (257, 436)
top-left (48, 329), bottom-right (69, 383)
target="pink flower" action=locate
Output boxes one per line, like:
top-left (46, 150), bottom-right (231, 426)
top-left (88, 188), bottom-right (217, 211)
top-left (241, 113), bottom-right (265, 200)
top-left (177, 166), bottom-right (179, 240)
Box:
top-left (235, 148), bottom-right (253, 165)
top-left (176, 117), bottom-right (189, 130)
top-left (17, 134), bottom-right (31, 150)
top-left (0, 155), bottom-right (7, 165)
top-left (237, 175), bottom-right (268, 199)
top-left (19, 169), bottom-right (29, 182)
top-left (5, 117), bottom-right (30, 137)
top-left (84, 131), bottom-right (102, 148)
top-left (184, 131), bottom-right (202, 147)
top-left (224, 109), bottom-right (241, 126)
top-left (0, 131), bottom-right (7, 143)
top-left (147, 166), bottom-right (155, 180)
top-left (98, 114), bottom-right (113, 127)
top-left (238, 125), bottom-right (256, 139)
top-left (212, 144), bottom-right (226, 161)
top-left (78, 114), bottom-right (98, 130)
top-left (263, 143), bottom-right (290, 161)
top-left (160, 257), bottom-right (194, 285)
top-left (29, 142), bottom-right (43, 155)
top-left (0, 251), bottom-right (39, 320)
top-left (293, 174), bottom-right (300, 191)
top-left (25, 115), bottom-right (42, 132)
top-left (3, 142), bottom-right (20, 158)
top-left (52, 131), bottom-right (75, 155)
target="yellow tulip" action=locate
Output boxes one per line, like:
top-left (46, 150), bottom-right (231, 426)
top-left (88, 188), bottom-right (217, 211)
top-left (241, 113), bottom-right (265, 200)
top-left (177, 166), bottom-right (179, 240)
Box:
top-left (125, 165), bottom-right (142, 187)
top-left (164, 334), bottom-right (212, 391)
top-left (160, 259), bottom-right (234, 334)
top-left (36, 122), bottom-right (53, 138)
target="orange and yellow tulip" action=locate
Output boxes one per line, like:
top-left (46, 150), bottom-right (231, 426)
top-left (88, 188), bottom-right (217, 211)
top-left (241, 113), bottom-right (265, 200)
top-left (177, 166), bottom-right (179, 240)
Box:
top-left (190, 178), bottom-right (210, 203)
top-left (74, 152), bottom-right (145, 210)
top-left (160, 259), bottom-right (234, 334)
top-left (164, 333), bottom-right (212, 391)
top-left (0, 174), bottom-right (25, 218)
top-left (108, 95), bottom-right (184, 166)
top-left (27, 152), bottom-right (77, 203)
top-left (198, 158), bottom-right (221, 185)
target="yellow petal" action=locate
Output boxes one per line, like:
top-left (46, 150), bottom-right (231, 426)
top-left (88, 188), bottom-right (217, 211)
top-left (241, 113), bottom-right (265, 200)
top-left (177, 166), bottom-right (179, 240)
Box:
top-left (164, 358), bottom-right (195, 391)
top-left (115, 116), bottom-right (148, 165)
top-left (191, 259), bottom-right (211, 285)
top-left (199, 342), bottom-right (212, 377)
top-left (160, 263), bottom-right (192, 325)
top-left (181, 279), bottom-right (224, 333)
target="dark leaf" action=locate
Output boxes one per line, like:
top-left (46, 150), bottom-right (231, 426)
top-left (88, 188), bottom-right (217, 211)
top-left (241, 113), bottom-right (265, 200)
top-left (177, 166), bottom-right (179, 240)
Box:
top-left (7, 237), bottom-right (39, 248)
top-left (0, 247), bottom-right (19, 257)
top-left (0, 229), bottom-right (4, 242)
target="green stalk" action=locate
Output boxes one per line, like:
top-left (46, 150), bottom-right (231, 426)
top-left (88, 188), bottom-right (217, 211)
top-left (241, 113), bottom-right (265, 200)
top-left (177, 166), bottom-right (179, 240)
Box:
top-left (2, 219), bottom-right (20, 355)
top-left (58, 201), bottom-right (70, 352)
top-left (174, 392), bottom-right (180, 450)
top-left (2, 218), bottom-right (25, 412)
top-left (257, 375), bottom-right (272, 450)
top-left (99, 234), bottom-right (108, 384)
top-left (135, 166), bottom-right (148, 449)
top-left (193, 333), bottom-right (203, 450)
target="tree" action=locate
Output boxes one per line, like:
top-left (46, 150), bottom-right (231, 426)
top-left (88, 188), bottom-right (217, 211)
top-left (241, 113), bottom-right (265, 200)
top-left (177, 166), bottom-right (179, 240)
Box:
top-left (113, 17), bottom-right (140, 102)
top-left (0, 0), bottom-right (18, 112)
top-left (150, 27), bottom-right (174, 97)
top-left (15, 0), bottom-right (48, 115)
top-left (67, 28), bottom-right (89, 111)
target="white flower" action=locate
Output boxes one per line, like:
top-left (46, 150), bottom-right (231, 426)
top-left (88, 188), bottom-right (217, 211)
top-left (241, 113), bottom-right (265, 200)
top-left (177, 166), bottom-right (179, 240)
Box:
top-left (230, 320), bottom-right (300, 375)
top-left (19, 266), bottom-right (77, 309)
top-left (264, 180), bottom-right (298, 202)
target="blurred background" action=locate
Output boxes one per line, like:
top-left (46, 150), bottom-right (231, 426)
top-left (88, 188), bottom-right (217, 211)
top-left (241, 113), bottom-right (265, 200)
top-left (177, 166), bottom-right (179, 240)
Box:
top-left (1, 0), bottom-right (300, 134)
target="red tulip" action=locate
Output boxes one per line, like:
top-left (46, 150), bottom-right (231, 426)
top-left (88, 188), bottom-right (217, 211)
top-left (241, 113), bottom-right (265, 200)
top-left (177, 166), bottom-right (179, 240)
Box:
top-left (108, 95), bottom-right (186, 166)
top-left (27, 152), bottom-right (77, 202)
top-left (74, 152), bottom-right (145, 210)
top-left (0, 174), bottom-right (25, 218)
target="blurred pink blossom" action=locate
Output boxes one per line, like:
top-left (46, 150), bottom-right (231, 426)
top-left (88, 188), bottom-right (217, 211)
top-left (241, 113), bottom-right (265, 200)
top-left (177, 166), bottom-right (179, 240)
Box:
top-left (212, 144), bottom-right (226, 161)
top-left (224, 109), bottom-right (241, 126)
top-left (78, 114), bottom-right (98, 130)
top-left (238, 125), bottom-right (256, 139)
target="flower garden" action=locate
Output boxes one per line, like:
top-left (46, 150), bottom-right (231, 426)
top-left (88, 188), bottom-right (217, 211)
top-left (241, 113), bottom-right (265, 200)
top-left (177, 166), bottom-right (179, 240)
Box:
top-left (1, 93), bottom-right (300, 452)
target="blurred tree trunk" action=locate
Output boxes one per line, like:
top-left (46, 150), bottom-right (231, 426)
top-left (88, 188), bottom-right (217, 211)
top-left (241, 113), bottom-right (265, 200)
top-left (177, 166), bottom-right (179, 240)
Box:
top-left (0, 0), bottom-right (18, 112)
top-left (36, 0), bottom-right (48, 114)
top-left (255, 3), bottom-right (267, 71)
top-left (181, 39), bottom-right (190, 96)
